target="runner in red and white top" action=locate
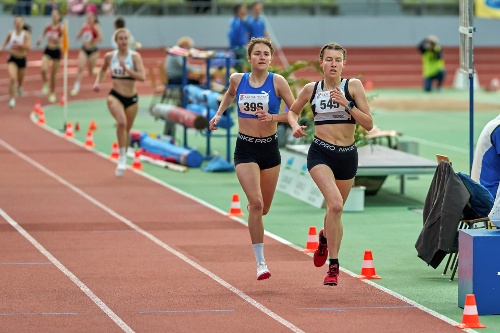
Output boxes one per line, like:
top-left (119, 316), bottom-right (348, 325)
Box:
top-left (71, 11), bottom-right (102, 96)
top-left (36, 9), bottom-right (63, 103)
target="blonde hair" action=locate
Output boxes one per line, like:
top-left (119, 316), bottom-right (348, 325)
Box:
top-left (114, 28), bottom-right (130, 42)
top-left (177, 36), bottom-right (194, 49)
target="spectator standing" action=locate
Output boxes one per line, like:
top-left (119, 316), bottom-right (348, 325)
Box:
top-left (16, 0), bottom-right (33, 15)
top-left (228, 3), bottom-right (249, 71)
top-left (247, 1), bottom-right (268, 39)
top-left (417, 35), bottom-right (446, 92)
top-left (67, 0), bottom-right (88, 16)
top-left (44, 0), bottom-right (59, 15)
top-left (100, 0), bottom-right (116, 15)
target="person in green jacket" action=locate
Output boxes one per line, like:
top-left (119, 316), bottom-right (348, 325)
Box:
top-left (418, 35), bottom-right (445, 92)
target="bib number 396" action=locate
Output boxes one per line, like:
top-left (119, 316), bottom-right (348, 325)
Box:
top-left (243, 102), bottom-right (264, 112)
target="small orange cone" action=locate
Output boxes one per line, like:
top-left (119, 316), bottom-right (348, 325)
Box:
top-left (64, 122), bottom-right (74, 138)
top-left (303, 226), bottom-right (318, 253)
top-left (365, 79), bottom-right (374, 91)
top-left (84, 130), bottom-right (95, 148)
top-left (109, 142), bottom-right (120, 160)
top-left (131, 150), bottom-right (144, 170)
top-left (33, 100), bottom-right (42, 115)
top-left (59, 93), bottom-right (65, 106)
top-left (456, 294), bottom-right (487, 329)
top-left (89, 119), bottom-right (98, 131)
top-left (357, 250), bottom-right (381, 279)
top-left (75, 122), bottom-right (80, 132)
top-left (227, 194), bottom-right (245, 216)
top-left (37, 109), bottom-right (46, 125)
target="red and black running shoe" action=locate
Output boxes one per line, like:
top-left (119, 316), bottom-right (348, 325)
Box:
top-left (324, 263), bottom-right (339, 286)
top-left (313, 229), bottom-right (328, 267)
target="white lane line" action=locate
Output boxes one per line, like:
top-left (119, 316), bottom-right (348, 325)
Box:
top-left (343, 272), bottom-right (478, 333)
top-left (0, 312), bottom-right (77, 316)
top-left (0, 208), bottom-right (134, 333)
top-left (0, 139), bottom-right (305, 333)
top-left (28, 115), bottom-right (470, 331)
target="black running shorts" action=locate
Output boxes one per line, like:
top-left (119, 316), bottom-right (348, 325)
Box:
top-left (307, 136), bottom-right (358, 180)
top-left (234, 132), bottom-right (281, 170)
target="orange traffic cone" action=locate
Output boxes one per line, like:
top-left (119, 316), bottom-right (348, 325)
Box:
top-left (89, 119), bottom-right (98, 131)
top-left (37, 109), bottom-right (46, 125)
top-left (303, 226), bottom-right (318, 253)
top-left (357, 250), bottom-right (381, 279)
top-left (456, 294), bottom-right (487, 329)
top-left (131, 150), bottom-right (143, 170)
top-left (64, 122), bottom-right (74, 138)
top-left (84, 130), bottom-right (95, 148)
top-left (227, 194), bottom-right (245, 216)
top-left (365, 79), bottom-right (374, 91)
top-left (59, 93), bottom-right (65, 106)
top-left (109, 142), bottom-right (120, 160)
top-left (33, 100), bottom-right (42, 115)
top-left (75, 122), bottom-right (80, 132)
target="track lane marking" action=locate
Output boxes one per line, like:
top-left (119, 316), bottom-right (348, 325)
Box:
top-left (0, 209), bottom-right (135, 333)
top-left (0, 139), bottom-right (305, 333)
top-left (27, 114), bottom-right (479, 332)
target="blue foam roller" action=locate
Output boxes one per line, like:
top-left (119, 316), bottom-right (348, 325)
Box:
top-left (139, 132), bottom-right (203, 168)
top-left (183, 85), bottom-right (221, 111)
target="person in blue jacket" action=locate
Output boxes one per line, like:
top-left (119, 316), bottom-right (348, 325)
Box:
top-left (227, 3), bottom-right (249, 71)
top-left (247, 2), bottom-right (268, 40)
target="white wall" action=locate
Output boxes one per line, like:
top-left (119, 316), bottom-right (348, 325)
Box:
top-left (1, 15), bottom-right (499, 49)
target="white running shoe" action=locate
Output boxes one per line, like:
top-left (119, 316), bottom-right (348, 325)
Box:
top-left (48, 93), bottom-right (56, 103)
top-left (115, 158), bottom-right (127, 177)
top-left (17, 87), bottom-right (23, 96)
top-left (9, 99), bottom-right (15, 109)
top-left (256, 261), bottom-right (271, 281)
top-left (41, 83), bottom-right (49, 95)
top-left (70, 87), bottom-right (79, 97)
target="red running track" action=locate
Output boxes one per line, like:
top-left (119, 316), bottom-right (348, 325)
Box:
top-left (0, 48), bottom-right (468, 333)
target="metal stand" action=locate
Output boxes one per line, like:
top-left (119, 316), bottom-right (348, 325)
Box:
top-left (180, 54), bottom-right (233, 162)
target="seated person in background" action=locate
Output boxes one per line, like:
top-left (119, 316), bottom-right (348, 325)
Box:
top-left (164, 36), bottom-right (203, 85)
top-left (471, 113), bottom-right (500, 199)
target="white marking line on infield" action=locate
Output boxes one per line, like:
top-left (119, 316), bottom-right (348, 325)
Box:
top-left (0, 208), bottom-right (134, 333)
top-left (0, 139), bottom-right (305, 333)
top-left (31, 109), bottom-right (470, 332)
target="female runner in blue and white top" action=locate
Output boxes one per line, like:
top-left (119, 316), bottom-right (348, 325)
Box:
top-left (288, 42), bottom-right (373, 287)
top-left (93, 28), bottom-right (145, 177)
top-left (209, 37), bottom-right (295, 281)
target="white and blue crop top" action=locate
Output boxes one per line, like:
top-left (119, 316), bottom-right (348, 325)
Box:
top-left (310, 78), bottom-right (356, 125)
top-left (236, 72), bottom-right (281, 118)
top-left (110, 50), bottom-right (135, 80)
